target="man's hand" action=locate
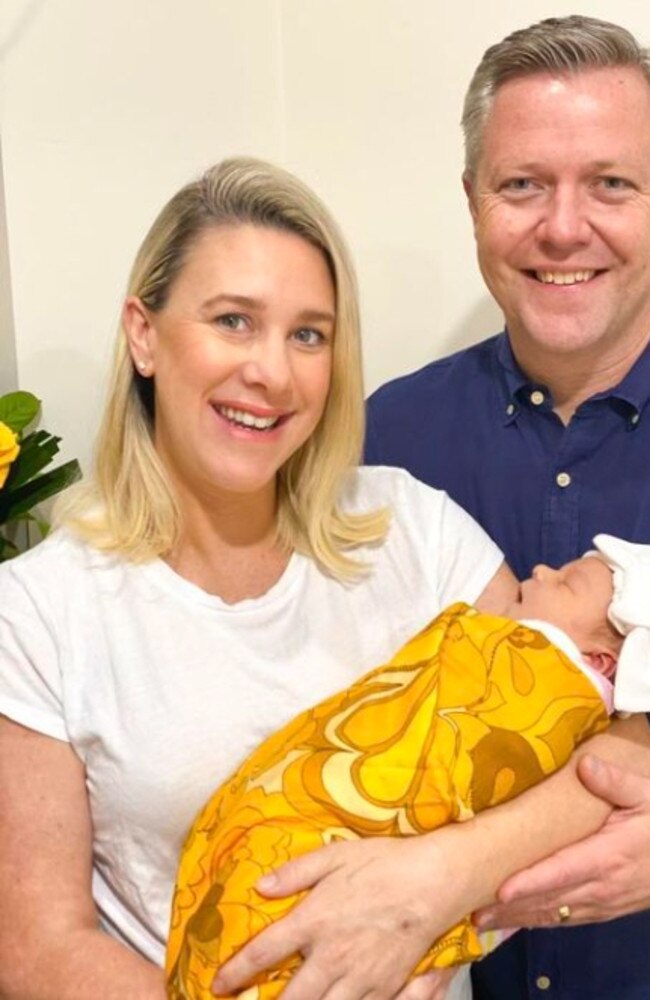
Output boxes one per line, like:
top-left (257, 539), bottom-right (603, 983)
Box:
top-left (475, 754), bottom-right (650, 931)
top-left (212, 835), bottom-right (466, 1000)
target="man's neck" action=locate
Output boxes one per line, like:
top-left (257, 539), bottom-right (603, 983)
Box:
top-left (509, 334), bottom-right (650, 425)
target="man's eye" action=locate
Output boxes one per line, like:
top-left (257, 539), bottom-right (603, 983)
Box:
top-left (599, 176), bottom-right (632, 192)
top-left (216, 313), bottom-right (247, 331)
top-left (293, 328), bottom-right (326, 347)
top-left (502, 178), bottom-right (533, 192)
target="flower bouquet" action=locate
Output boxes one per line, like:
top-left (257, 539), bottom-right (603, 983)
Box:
top-left (0, 391), bottom-right (81, 562)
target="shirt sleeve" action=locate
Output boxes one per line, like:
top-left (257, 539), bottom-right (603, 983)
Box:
top-left (0, 565), bottom-right (69, 742)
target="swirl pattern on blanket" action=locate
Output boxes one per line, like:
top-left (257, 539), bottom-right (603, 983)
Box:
top-left (166, 603), bottom-right (609, 999)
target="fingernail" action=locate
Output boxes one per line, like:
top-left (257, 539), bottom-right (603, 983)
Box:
top-left (257, 873), bottom-right (277, 890)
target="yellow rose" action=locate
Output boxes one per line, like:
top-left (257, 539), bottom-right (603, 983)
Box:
top-left (0, 421), bottom-right (20, 489)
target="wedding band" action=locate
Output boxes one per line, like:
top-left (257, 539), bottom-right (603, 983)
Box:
top-left (557, 904), bottom-right (571, 923)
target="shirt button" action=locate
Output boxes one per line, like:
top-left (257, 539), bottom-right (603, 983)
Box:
top-left (536, 975), bottom-right (552, 990)
top-left (530, 390), bottom-right (545, 405)
top-left (556, 471), bottom-right (572, 488)
top-left (631, 413), bottom-right (640, 425)
top-left (506, 403), bottom-right (515, 416)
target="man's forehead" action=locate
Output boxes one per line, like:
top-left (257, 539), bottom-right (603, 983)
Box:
top-left (475, 67), bottom-right (650, 171)
top-left (489, 64), bottom-right (650, 113)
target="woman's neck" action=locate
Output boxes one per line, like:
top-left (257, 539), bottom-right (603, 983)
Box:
top-left (164, 479), bottom-right (290, 604)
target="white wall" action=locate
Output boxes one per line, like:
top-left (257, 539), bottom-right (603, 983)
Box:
top-left (2, 0), bottom-right (650, 468)
top-left (0, 138), bottom-right (17, 395)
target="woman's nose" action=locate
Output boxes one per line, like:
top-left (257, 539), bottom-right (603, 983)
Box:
top-left (241, 337), bottom-right (292, 395)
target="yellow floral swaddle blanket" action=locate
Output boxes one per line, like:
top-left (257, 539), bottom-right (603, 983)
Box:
top-left (166, 603), bottom-right (609, 999)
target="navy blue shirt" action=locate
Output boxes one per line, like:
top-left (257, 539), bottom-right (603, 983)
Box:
top-left (365, 331), bottom-right (650, 1000)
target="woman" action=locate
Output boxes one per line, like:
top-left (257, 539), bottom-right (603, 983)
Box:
top-left (0, 159), bottom-right (638, 1000)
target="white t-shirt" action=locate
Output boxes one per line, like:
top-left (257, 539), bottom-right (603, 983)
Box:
top-left (0, 466), bottom-right (502, 969)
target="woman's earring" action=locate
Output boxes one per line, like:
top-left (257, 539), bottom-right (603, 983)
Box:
top-left (136, 360), bottom-right (149, 374)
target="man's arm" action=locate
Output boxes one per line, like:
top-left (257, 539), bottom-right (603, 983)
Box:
top-left (475, 725), bottom-right (650, 931)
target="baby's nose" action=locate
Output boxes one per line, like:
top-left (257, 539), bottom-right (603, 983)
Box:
top-left (532, 563), bottom-right (553, 581)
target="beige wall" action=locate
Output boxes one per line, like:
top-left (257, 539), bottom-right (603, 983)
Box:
top-left (0, 138), bottom-right (17, 395)
top-left (2, 0), bottom-right (650, 467)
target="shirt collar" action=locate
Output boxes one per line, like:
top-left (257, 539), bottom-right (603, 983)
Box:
top-left (494, 332), bottom-right (540, 424)
top-left (494, 330), bottom-right (650, 423)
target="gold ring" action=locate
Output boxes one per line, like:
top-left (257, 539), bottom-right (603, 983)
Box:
top-left (557, 904), bottom-right (571, 923)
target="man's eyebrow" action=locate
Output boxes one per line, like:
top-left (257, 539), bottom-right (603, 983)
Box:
top-left (589, 160), bottom-right (627, 171)
top-left (493, 158), bottom-right (628, 175)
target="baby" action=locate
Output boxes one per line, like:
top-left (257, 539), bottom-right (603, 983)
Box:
top-left (166, 534), bottom-right (650, 1000)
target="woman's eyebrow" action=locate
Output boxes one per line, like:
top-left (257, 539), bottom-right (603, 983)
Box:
top-left (297, 309), bottom-right (336, 324)
top-left (200, 296), bottom-right (335, 325)
top-left (201, 293), bottom-right (263, 311)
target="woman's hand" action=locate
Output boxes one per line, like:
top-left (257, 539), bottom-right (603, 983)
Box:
top-left (475, 754), bottom-right (650, 931)
top-left (213, 835), bottom-right (469, 1000)
top-left (394, 968), bottom-right (459, 1000)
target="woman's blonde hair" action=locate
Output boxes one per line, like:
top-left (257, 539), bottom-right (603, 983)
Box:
top-left (58, 157), bottom-right (388, 579)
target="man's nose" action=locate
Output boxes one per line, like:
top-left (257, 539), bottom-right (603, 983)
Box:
top-left (537, 185), bottom-right (591, 250)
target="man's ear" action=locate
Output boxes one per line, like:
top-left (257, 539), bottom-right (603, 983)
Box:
top-left (583, 647), bottom-right (619, 680)
top-left (123, 296), bottom-right (155, 375)
top-left (462, 171), bottom-right (479, 230)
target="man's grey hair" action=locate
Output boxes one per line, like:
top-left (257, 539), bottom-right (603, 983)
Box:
top-left (462, 15), bottom-right (650, 177)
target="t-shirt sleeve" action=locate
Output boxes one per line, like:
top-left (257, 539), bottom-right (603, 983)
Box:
top-left (383, 470), bottom-right (505, 608)
top-left (433, 489), bottom-right (504, 606)
top-left (372, 467), bottom-right (505, 611)
top-left (0, 566), bottom-right (68, 742)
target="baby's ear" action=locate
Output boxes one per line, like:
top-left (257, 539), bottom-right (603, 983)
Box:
top-left (583, 648), bottom-right (618, 680)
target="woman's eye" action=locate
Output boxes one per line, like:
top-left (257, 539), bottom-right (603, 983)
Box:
top-left (215, 313), bottom-right (247, 331)
top-left (293, 327), bottom-right (326, 347)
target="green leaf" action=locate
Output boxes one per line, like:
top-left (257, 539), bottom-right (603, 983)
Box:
top-left (0, 535), bottom-right (19, 562)
top-left (0, 459), bottom-right (81, 523)
top-left (6, 430), bottom-right (61, 488)
top-left (0, 391), bottom-right (41, 432)
top-left (34, 515), bottom-right (51, 537)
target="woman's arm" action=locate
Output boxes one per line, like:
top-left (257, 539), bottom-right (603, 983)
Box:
top-left (0, 717), bottom-right (166, 1000)
top-left (474, 560), bottom-right (519, 613)
top-left (213, 701), bottom-right (650, 1000)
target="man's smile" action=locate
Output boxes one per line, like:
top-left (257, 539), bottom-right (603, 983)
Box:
top-left (528, 269), bottom-right (601, 285)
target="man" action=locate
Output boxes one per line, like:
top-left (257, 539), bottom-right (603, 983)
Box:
top-left (366, 15), bottom-right (650, 1000)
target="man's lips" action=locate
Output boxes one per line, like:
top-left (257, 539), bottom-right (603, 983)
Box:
top-left (524, 268), bottom-right (606, 285)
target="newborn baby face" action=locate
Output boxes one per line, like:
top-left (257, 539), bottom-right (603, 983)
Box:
top-left (506, 556), bottom-right (615, 651)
